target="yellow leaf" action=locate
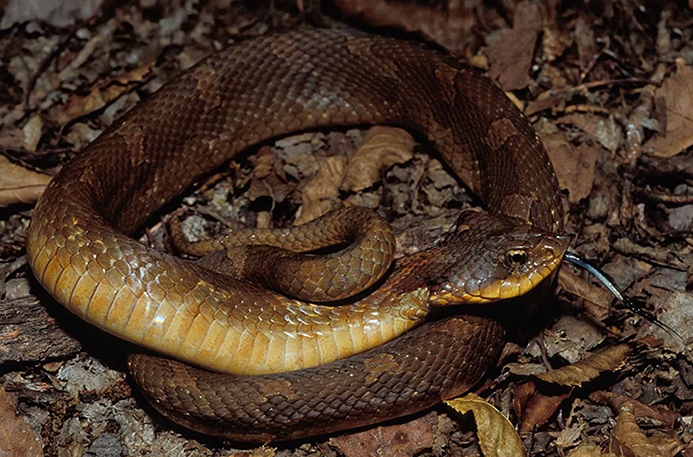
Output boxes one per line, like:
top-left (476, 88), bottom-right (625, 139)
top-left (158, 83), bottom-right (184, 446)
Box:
top-left (295, 155), bottom-right (346, 225)
top-left (611, 404), bottom-right (683, 457)
top-left (341, 126), bottom-right (414, 192)
top-left (0, 155), bottom-right (51, 207)
top-left (536, 344), bottom-right (631, 387)
top-left (446, 392), bottom-right (527, 457)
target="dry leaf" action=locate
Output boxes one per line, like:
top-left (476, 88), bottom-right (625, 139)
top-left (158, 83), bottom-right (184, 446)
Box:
top-left (245, 146), bottom-right (290, 203)
top-left (610, 404), bottom-right (683, 457)
top-left (58, 64), bottom-right (152, 124)
top-left (0, 155), bottom-right (51, 207)
top-left (541, 27), bottom-right (570, 64)
top-left (513, 345), bottom-right (631, 432)
top-left (558, 269), bottom-right (612, 321)
top-left (446, 393), bottom-right (527, 457)
top-left (567, 444), bottom-right (616, 457)
top-left (295, 154), bottom-right (346, 225)
top-left (232, 446), bottom-right (276, 457)
top-left (575, 16), bottom-right (599, 73)
top-left (486, 2), bottom-right (543, 91)
top-left (542, 132), bottom-right (597, 203)
top-left (590, 392), bottom-right (678, 428)
top-left (0, 386), bottom-right (44, 456)
top-left (557, 113), bottom-right (621, 153)
top-left (645, 59), bottom-right (693, 157)
top-left (556, 421), bottom-right (588, 451)
top-left (22, 115), bottom-right (43, 152)
top-left (515, 383), bottom-right (570, 433)
top-left (537, 344), bottom-right (631, 387)
top-left (330, 0), bottom-right (477, 55)
top-left (341, 126), bottom-right (414, 193)
top-left (329, 412), bottom-right (435, 457)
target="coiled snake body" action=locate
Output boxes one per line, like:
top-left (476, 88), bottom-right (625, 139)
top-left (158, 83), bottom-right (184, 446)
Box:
top-left (26, 27), bottom-right (565, 442)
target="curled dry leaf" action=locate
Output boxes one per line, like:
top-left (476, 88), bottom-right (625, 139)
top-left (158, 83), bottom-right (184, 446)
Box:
top-left (57, 64), bottom-right (153, 124)
top-left (341, 126), bottom-right (414, 193)
top-left (645, 59), bottom-right (693, 158)
top-left (446, 393), bottom-right (527, 457)
top-left (590, 392), bottom-right (678, 428)
top-left (610, 404), bottom-right (684, 457)
top-left (513, 380), bottom-right (570, 433)
top-left (295, 154), bottom-right (347, 225)
top-left (0, 155), bottom-right (51, 207)
top-left (513, 345), bottom-right (631, 432)
top-left (537, 344), bottom-right (631, 387)
top-left (245, 146), bottom-right (290, 203)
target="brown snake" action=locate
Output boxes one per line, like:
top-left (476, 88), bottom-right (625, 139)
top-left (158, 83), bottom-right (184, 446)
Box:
top-left (26, 27), bottom-right (566, 442)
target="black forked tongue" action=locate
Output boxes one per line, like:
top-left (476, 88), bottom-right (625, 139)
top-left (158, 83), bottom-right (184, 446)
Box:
top-left (563, 251), bottom-right (681, 340)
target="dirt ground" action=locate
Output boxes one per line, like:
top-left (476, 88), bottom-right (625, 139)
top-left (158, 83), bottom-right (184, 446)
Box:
top-left (1, 0), bottom-right (692, 456)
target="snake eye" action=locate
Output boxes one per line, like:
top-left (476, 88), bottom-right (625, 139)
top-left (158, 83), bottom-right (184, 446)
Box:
top-left (507, 249), bottom-right (528, 266)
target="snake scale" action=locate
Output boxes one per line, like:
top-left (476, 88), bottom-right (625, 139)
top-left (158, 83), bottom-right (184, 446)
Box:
top-left (26, 27), bottom-right (566, 442)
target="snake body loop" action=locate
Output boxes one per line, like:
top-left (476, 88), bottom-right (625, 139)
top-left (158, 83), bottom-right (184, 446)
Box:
top-left (26, 27), bottom-right (565, 441)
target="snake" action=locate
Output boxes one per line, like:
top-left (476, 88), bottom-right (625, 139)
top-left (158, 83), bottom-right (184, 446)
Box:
top-left (26, 27), bottom-right (566, 442)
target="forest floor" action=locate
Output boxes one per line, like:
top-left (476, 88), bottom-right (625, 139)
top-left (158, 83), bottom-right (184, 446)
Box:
top-left (1, 0), bottom-right (693, 456)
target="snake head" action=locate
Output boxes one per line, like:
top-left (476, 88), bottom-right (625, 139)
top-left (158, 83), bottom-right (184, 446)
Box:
top-left (428, 210), bottom-right (571, 305)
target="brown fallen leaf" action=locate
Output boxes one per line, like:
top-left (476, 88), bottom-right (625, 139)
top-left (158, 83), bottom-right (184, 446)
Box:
top-left (0, 155), bottom-right (51, 207)
top-left (295, 154), bottom-right (347, 225)
top-left (486, 2), bottom-right (543, 91)
top-left (537, 344), bottom-right (631, 387)
top-left (0, 386), bottom-right (44, 456)
top-left (513, 345), bottom-right (631, 432)
top-left (244, 146), bottom-right (290, 203)
top-left (330, 0), bottom-right (477, 55)
top-left (575, 16), bottom-right (599, 75)
top-left (542, 131), bottom-right (597, 203)
top-left (567, 443), bottom-right (616, 457)
top-left (329, 411), bottom-right (435, 457)
top-left (541, 27), bottom-right (570, 64)
top-left (513, 380), bottom-right (570, 433)
top-left (645, 59), bottom-right (693, 158)
top-left (57, 64), bottom-right (152, 124)
top-left (590, 392), bottom-right (678, 428)
top-left (341, 126), bottom-right (414, 193)
top-left (232, 446), bottom-right (276, 457)
top-left (557, 269), bottom-right (611, 322)
top-left (557, 113), bottom-right (621, 153)
top-left (446, 392), bottom-right (527, 457)
top-left (610, 403), bottom-right (683, 457)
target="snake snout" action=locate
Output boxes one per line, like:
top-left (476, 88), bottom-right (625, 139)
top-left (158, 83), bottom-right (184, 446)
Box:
top-left (428, 223), bottom-right (570, 306)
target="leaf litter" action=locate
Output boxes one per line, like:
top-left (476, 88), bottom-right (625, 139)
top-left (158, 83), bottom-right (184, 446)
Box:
top-left (1, 1), bottom-right (693, 456)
